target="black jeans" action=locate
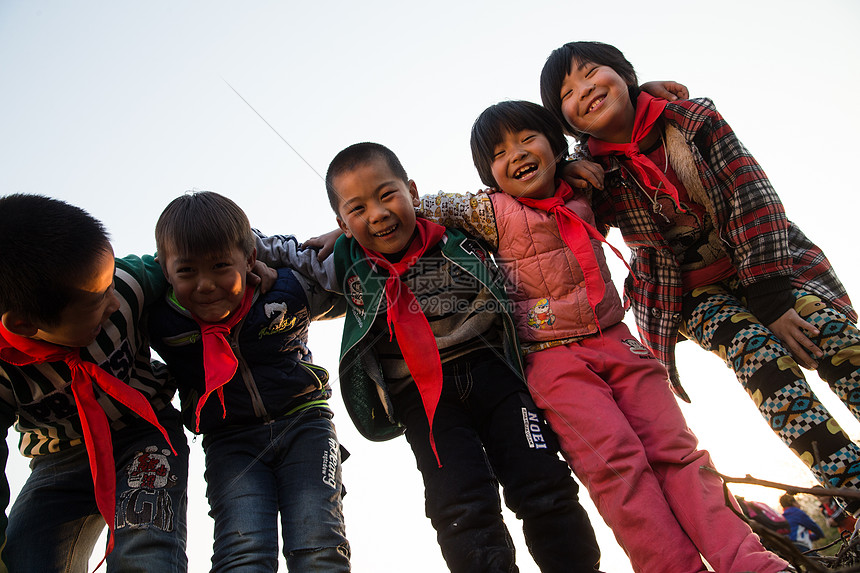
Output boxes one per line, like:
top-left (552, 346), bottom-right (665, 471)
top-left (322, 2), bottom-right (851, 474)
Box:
top-left (391, 351), bottom-right (601, 573)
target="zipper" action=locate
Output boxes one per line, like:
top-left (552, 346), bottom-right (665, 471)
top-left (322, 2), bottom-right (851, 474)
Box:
top-left (231, 315), bottom-right (271, 422)
top-left (443, 246), bottom-right (525, 377)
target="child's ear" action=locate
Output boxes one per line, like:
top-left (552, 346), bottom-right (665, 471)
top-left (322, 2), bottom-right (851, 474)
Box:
top-left (336, 217), bottom-right (353, 239)
top-left (1, 311), bottom-right (39, 338)
top-left (155, 257), bottom-right (171, 282)
top-left (409, 180), bottom-right (420, 206)
top-left (246, 248), bottom-right (257, 271)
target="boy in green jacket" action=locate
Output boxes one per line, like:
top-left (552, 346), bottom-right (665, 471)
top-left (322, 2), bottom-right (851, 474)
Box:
top-left (325, 142), bottom-right (601, 573)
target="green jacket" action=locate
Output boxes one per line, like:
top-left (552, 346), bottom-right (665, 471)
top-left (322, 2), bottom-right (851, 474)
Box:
top-left (333, 228), bottom-right (524, 442)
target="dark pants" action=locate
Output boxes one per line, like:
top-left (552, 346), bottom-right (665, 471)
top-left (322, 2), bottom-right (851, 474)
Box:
top-left (202, 407), bottom-right (350, 572)
top-left (391, 352), bottom-right (600, 573)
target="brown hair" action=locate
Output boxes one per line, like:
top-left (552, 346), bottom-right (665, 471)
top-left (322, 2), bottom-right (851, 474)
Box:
top-left (155, 191), bottom-right (254, 261)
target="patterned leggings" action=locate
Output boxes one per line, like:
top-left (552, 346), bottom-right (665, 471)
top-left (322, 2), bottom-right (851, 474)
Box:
top-left (682, 281), bottom-right (860, 498)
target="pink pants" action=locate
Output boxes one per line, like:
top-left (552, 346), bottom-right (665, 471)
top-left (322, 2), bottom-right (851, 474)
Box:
top-left (525, 323), bottom-right (787, 573)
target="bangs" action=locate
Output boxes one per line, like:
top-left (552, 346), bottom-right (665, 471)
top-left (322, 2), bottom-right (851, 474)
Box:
top-left (155, 191), bottom-right (254, 260)
top-left (473, 104), bottom-right (538, 161)
top-left (540, 41), bottom-right (639, 138)
top-left (163, 213), bottom-right (245, 260)
top-left (471, 101), bottom-right (568, 188)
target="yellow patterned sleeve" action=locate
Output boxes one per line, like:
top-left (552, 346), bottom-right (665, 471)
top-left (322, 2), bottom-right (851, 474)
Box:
top-left (416, 190), bottom-right (499, 249)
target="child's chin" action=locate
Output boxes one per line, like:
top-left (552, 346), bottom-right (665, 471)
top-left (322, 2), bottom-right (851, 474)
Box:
top-left (375, 237), bottom-right (408, 254)
top-left (194, 309), bottom-right (231, 323)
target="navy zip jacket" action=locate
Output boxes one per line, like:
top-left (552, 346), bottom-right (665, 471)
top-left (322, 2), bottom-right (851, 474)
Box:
top-left (149, 267), bottom-right (343, 434)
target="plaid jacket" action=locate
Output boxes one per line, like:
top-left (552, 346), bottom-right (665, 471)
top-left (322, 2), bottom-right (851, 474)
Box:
top-left (591, 98), bottom-right (855, 399)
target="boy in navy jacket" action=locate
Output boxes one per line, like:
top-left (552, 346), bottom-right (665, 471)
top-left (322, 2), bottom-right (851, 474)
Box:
top-left (148, 191), bottom-right (350, 571)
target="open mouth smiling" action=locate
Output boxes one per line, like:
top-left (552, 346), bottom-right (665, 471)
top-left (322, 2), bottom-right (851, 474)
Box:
top-left (374, 224), bottom-right (398, 237)
top-left (513, 164), bottom-right (538, 179)
top-left (586, 95), bottom-right (605, 115)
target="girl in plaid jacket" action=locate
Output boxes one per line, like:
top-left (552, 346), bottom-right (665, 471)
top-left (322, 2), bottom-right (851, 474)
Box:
top-left (540, 40), bottom-right (860, 510)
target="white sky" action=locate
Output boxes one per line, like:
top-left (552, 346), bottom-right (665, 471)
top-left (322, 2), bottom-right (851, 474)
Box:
top-left (1, 1), bottom-right (859, 571)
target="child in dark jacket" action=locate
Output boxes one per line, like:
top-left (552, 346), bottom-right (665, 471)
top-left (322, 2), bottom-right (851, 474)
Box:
top-left (148, 191), bottom-right (350, 571)
top-left (320, 142), bottom-right (601, 573)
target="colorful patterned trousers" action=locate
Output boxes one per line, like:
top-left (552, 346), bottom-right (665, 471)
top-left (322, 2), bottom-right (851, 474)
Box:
top-left (682, 281), bottom-right (860, 503)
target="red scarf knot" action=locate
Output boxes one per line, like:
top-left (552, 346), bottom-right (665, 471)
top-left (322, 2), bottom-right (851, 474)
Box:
top-left (587, 91), bottom-right (681, 209)
top-left (191, 285), bottom-right (256, 432)
top-left (516, 180), bottom-right (633, 332)
top-left (0, 323), bottom-right (175, 571)
top-left (359, 218), bottom-right (447, 467)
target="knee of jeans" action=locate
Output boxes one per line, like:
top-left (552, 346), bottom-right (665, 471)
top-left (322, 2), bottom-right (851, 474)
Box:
top-left (286, 542), bottom-right (351, 569)
top-left (109, 525), bottom-right (189, 572)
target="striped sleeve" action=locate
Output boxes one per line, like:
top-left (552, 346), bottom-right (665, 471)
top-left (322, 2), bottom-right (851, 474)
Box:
top-left (115, 254), bottom-right (168, 307)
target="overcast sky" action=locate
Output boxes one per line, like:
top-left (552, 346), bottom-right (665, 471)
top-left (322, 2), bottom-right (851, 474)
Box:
top-left (2, 1), bottom-right (859, 571)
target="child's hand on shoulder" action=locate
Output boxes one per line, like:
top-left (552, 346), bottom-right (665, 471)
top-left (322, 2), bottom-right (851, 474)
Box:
top-left (249, 260), bottom-right (278, 293)
top-left (301, 228), bottom-right (342, 261)
top-left (561, 159), bottom-right (604, 191)
top-left (640, 80), bottom-right (689, 101)
top-left (767, 308), bottom-right (824, 370)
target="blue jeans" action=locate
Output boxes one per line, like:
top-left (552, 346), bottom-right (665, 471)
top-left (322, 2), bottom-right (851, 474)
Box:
top-left (5, 405), bottom-right (189, 572)
top-left (391, 352), bottom-right (601, 573)
top-left (202, 407), bottom-right (350, 572)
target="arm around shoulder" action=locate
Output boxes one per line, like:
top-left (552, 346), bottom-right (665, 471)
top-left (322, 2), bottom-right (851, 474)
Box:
top-left (253, 229), bottom-right (339, 293)
top-left (293, 272), bottom-right (346, 321)
top-left (114, 254), bottom-right (168, 309)
top-left (416, 190), bottom-right (499, 249)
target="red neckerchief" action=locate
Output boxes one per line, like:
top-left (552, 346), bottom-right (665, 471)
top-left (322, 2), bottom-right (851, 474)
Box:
top-left (587, 91), bottom-right (680, 208)
top-left (190, 285), bottom-right (256, 432)
top-left (0, 323), bottom-right (175, 571)
top-left (517, 180), bottom-right (632, 332)
top-left (359, 218), bottom-right (447, 467)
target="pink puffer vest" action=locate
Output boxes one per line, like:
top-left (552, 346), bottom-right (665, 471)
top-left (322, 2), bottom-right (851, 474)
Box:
top-left (490, 191), bottom-right (625, 343)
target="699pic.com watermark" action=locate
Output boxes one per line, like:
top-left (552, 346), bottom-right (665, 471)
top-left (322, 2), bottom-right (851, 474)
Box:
top-left (342, 256), bottom-right (518, 317)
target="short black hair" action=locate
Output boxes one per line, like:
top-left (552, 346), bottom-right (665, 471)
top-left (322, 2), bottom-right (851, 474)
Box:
top-left (325, 142), bottom-right (409, 214)
top-left (540, 41), bottom-right (640, 138)
top-left (470, 100), bottom-right (569, 188)
top-left (0, 194), bottom-right (112, 326)
top-left (155, 191), bottom-right (254, 262)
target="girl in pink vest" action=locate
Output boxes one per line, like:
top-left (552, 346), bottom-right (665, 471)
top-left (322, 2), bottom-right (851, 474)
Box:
top-left (417, 100), bottom-right (788, 573)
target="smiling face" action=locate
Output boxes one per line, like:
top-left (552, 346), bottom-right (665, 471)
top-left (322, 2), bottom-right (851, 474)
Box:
top-left (559, 60), bottom-right (636, 143)
top-left (32, 247), bottom-right (120, 348)
top-left (490, 129), bottom-right (558, 200)
top-left (161, 246), bottom-right (255, 323)
top-left (334, 159), bottom-right (420, 255)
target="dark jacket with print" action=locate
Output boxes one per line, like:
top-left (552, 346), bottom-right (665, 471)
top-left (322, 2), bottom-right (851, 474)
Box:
top-left (149, 268), bottom-right (343, 434)
top-left (333, 228), bottom-right (525, 442)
